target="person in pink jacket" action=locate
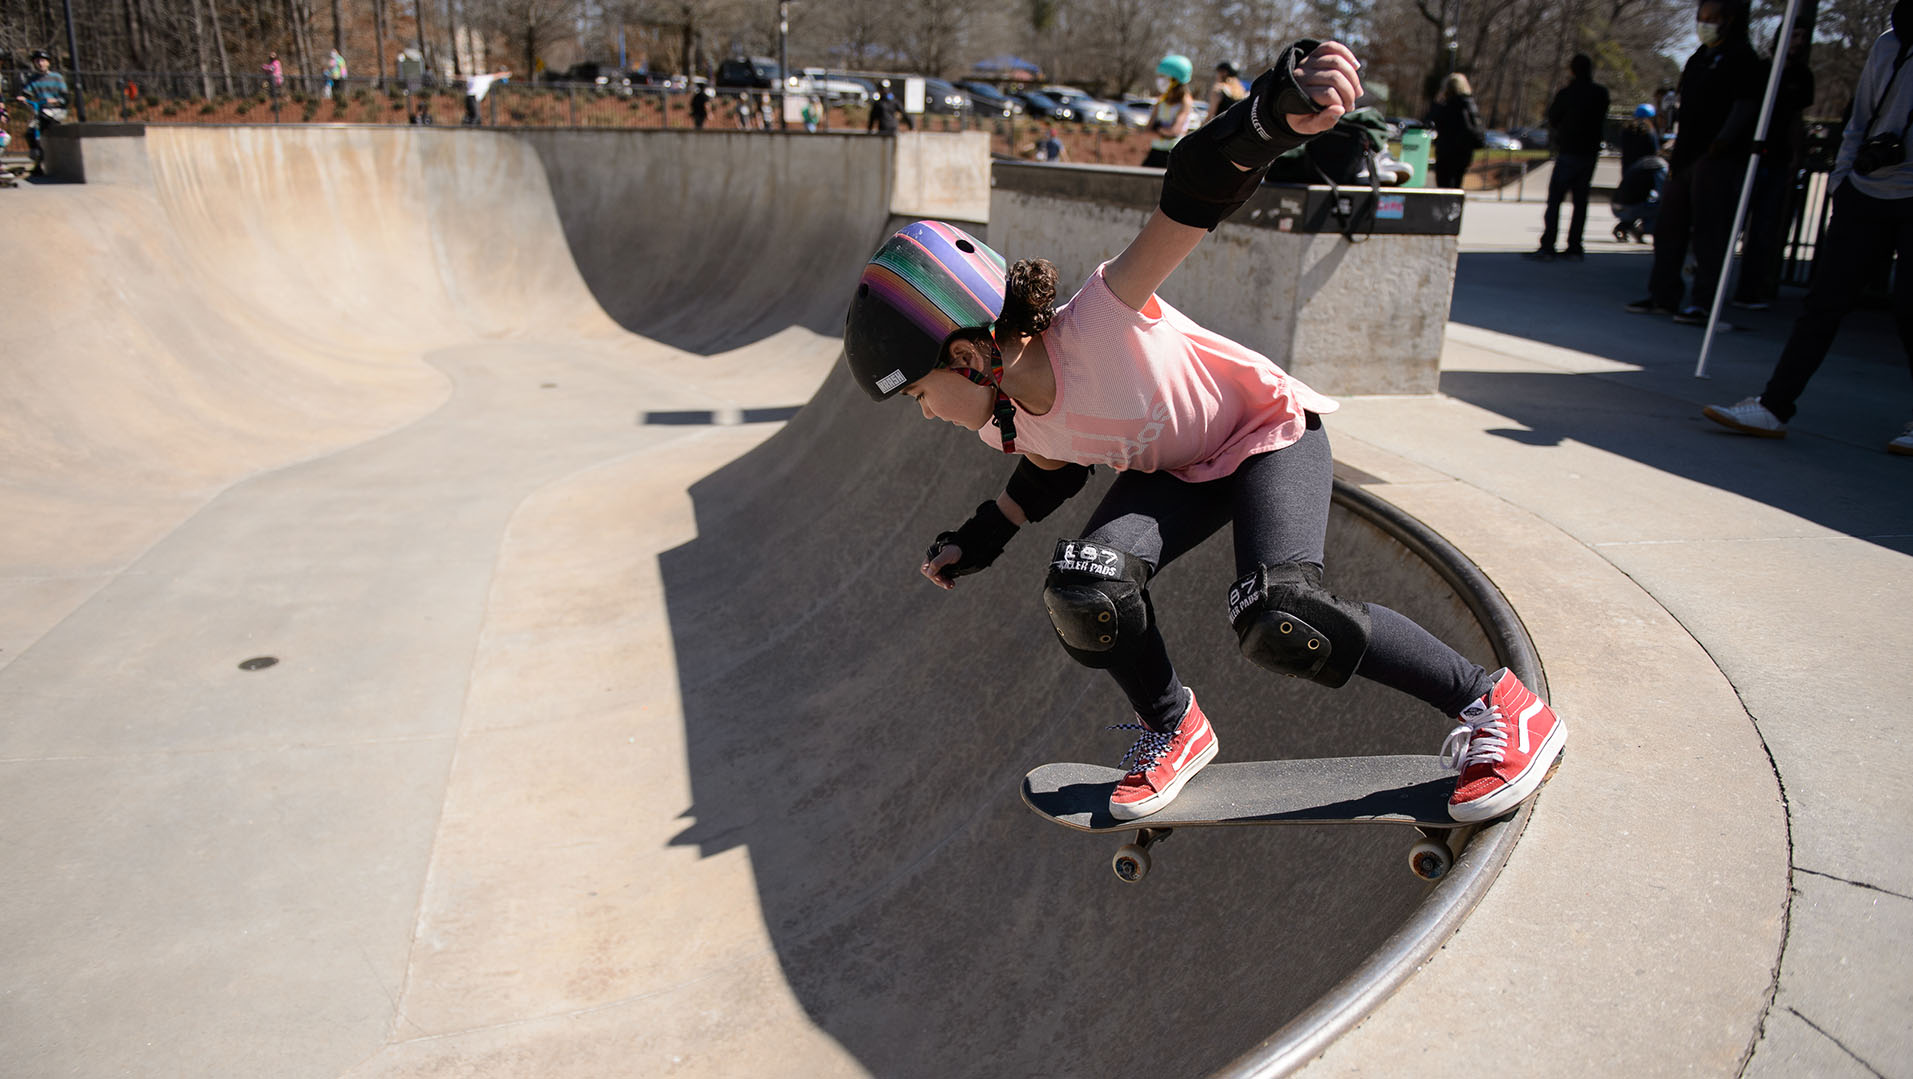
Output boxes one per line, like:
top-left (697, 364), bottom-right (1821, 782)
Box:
top-left (843, 39), bottom-right (1565, 824)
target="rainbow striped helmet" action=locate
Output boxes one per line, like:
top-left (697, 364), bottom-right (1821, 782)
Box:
top-left (844, 221), bottom-right (1008, 401)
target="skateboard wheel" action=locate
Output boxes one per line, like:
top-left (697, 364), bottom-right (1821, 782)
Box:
top-left (1408, 839), bottom-right (1452, 881)
top-left (1112, 844), bottom-right (1151, 883)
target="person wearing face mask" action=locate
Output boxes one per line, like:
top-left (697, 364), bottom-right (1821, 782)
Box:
top-left (1703, 1), bottom-right (1913, 456)
top-left (1625, 0), bottom-right (1767, 325)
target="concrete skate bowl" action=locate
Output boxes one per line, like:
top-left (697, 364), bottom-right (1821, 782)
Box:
top-left (660, 364), bottom-right (1545, 1077)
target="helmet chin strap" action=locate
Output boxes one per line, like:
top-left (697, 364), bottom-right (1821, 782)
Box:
top-left (953, 330), bottom-right (1019, 453)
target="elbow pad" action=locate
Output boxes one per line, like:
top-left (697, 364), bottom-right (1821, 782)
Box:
top-left (1160, 39), bottom-right (1324, 230)
top-left (1005, 460), bottom-right (1092, 523)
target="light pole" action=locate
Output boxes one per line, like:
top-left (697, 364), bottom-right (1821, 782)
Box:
top-left (62, 0), bottom-right (87, 122)
top-left (778, 0), bottom-right (790, 131)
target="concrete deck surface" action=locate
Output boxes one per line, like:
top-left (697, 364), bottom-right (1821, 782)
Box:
top-left (1310, 195), bottom-right (1909, 1078)
top-left (1, 129), bottom-right (1906, 1077)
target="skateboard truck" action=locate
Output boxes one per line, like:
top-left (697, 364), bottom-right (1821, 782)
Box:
top-left (1112, 825), bottom-right (1453, 884)
top-left (1112, 827), bottom-right (1172, 883)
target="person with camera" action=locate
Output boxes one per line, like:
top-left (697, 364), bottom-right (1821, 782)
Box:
top-left (1703, 1), bottom-right (1913, 456)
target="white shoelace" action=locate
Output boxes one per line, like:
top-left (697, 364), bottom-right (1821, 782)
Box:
top-left (1107, 723), bottom-right (1174, 774)
top-left (1440, 703), bottom-right (1506, 773)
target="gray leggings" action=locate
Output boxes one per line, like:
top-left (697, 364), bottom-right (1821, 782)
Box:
top-left (1079, 418), bottom-right (1492, 730)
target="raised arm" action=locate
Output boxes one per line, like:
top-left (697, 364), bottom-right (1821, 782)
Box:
top-left (1103, 40), bottom-right (1363, 311)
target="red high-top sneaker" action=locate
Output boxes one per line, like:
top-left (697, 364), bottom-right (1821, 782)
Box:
top-left (1441, 668), bottom-right (1566, 822)
top-left (1109, 691), bottom-right (1219, 821)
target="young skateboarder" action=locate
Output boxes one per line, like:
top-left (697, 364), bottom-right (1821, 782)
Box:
top-left (841, 40), bottom-right (1566, 823)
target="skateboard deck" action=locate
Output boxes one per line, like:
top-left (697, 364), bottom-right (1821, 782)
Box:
top-left (1021, 755), bottom-right (1467, 882)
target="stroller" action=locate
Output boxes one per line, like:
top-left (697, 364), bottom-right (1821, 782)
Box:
top-left (1611, 154), bottom-right (1668, 243)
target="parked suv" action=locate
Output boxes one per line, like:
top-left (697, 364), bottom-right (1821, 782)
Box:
top-left (716, 57), bottom-right (781, 90)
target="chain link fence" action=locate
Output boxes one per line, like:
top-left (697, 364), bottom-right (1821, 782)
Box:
top-left (2, 71), bottom-right (1164, 167)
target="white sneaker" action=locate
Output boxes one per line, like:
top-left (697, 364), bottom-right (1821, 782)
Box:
top-left (1890, 423), bottom-right (1913, 457)
top-left (1703, 397), bottom-right (1787, 439)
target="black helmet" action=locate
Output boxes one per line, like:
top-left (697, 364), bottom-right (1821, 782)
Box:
top-left (843, 221), bottom-right (1008, 401)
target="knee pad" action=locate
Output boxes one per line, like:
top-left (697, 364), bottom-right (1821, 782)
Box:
top-left (1043, 540), bottom-right (1152, 670)
top-left (1227, 562), bottom-right (1371, 687)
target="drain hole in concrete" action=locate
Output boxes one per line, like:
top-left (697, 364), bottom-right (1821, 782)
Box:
top-left (239, 656), bottom-right (280, 671)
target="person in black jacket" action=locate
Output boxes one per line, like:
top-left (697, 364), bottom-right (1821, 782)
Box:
top-left (867, 82), bottom-right (915, 136)
top-left (1528, 54), bottom-right (1610, 261)
top-left (1425, 73), bottom-right (1484, 190)
top-left (1626, 0), bottom-right (1766, 323)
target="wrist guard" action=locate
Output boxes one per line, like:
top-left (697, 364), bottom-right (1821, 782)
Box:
top-left (1160, 39), bottom-right (1323, 230)
top-left (1005, 460), bottom-right (1091, 523)
top-left (926, 500), bottom-right (1018, 581)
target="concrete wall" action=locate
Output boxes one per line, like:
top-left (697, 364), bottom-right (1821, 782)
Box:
top-left (990, 162), bottom-right (1462, 395)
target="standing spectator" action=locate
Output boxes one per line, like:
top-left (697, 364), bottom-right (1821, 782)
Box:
top-left (324, 49), bottom-right (348, 99)
top-left (1527, 54), bottom-right (1610, 261)
top-left (263, 51), bottom-right (285, 103)
top-left (1424, 73), bottom-right (1484, 190)
top-left (1209, 62), bottom-right (1247, 119)
top-left (1625, 0), bottom-right (1766, 324)
top-left (1143, 54), bottom-right (1196, 168)
top-left (801, 97), bottom-right (821, 133)
top-left (1032, 126), bottom-right (1065, 162)
top-left (463, 70), bottom-right (509, 126)
top-left (734, 91), bottom-right (754, 129)
top-left (759, 92), bottom-right (775, 132)
top-left (1655, 84), bottom-right (1678, 138)
top-left (1732, 23), bottom-right (1815, 310)
top-left (1702, 3), bottom-right (1913, 456)
top-left (867, 82), bottom-right (913, 136)
top-left (689, 83), bottom-right (711, 129)
top-left (14, 50), bottom-right (69, 175)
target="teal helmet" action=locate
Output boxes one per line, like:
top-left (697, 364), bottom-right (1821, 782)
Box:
top-left (1156, 54), bottom-right (1193, 85)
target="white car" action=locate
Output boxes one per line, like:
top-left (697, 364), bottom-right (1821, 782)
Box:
top-left (801, 68), bottom-right (871, 105)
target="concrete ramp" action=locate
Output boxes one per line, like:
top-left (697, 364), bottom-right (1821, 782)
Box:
top-left (1, 126), bottom-right (1530, 1078)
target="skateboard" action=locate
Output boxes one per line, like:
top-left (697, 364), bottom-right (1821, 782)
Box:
top-left (1021, 754), bottom-right (1470, 884)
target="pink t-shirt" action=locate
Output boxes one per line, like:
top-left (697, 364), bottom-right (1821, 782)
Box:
top-left (978, 266), bottom-right (1338, 482)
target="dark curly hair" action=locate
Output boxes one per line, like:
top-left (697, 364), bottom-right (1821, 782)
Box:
top-left (996, 258), bottom-right (1058, 337)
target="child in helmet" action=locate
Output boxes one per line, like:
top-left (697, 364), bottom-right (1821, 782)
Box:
top-left (1143, 54), bottom-right (1197, 168)
top-left (842, 40), bottom-right (1565, 823)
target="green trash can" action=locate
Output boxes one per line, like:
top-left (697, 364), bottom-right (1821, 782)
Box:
top-left (1399, 128), bottom-right (1431, 188)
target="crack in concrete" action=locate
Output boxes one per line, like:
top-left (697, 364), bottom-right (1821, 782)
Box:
top-left (1786, 1007), bottom-right (1889, 1079)
top-left (1794, 866), bottom-right (1913, 904)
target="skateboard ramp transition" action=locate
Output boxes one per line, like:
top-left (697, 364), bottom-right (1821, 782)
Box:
top-left (1, 125), bottom-right (1539, 1077)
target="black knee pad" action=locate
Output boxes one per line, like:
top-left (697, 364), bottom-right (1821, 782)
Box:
top-left (1043, 540), bottom-right (1153, 670)
top-left (1227, 562), bottom-right (1371, 687)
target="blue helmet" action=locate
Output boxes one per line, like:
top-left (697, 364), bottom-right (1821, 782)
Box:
top-left (1634, 103), bottom-right (1657, 119)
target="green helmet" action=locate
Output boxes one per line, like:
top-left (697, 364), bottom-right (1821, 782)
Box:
top-left (1156, 54), bottom-right (1193, 85)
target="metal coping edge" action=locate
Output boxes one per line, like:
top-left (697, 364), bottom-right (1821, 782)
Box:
top-left (1210, 478), bottom-right (1547, 1079)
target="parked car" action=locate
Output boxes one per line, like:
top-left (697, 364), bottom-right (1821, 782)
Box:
top-left (922, 77), bottom-right (973, 115)
top-left (802, 68), bottom-right (871, 105)
top-left (1482, 129), bottom-right (1523, 150)
top-left (716, 57), bottom-right (814, 97)
top-left (1015, 90), bottom-right (1077, 122)
top-left (1125, 94), bottom-right (1208, 129)
top-left (1507, 125), bottom-right (1550, 149)
top-left (1042, 85), bottom-right (1120, 124)
top-left (715, 56), bottom-right (781, 90)
top-left (956, 80), bottom-right (1023, 117)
